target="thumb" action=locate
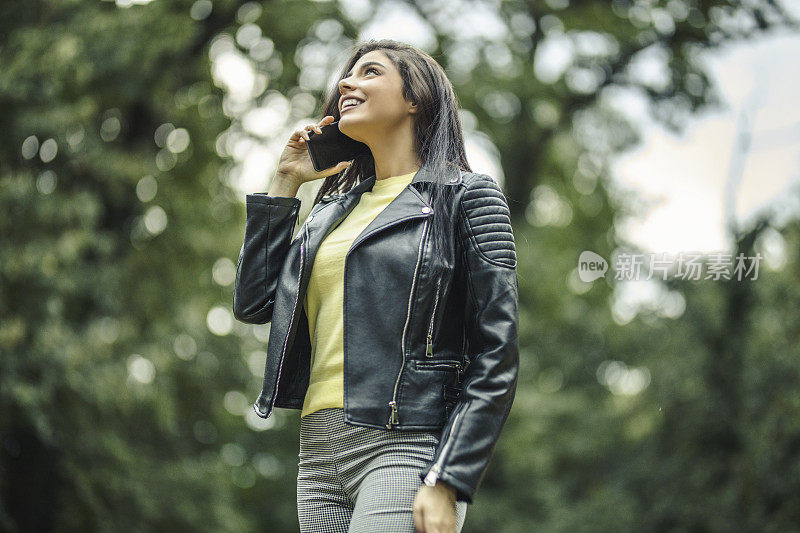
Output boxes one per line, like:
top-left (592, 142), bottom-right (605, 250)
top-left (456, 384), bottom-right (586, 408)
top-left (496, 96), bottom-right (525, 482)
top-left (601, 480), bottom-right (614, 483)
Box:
top-left (322, 160), bottom-right (352, 176)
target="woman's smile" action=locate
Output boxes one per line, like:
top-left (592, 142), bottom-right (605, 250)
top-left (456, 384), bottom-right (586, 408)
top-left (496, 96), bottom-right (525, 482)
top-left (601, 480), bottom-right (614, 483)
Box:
top-left (340, 99), bottom-right (364, 113)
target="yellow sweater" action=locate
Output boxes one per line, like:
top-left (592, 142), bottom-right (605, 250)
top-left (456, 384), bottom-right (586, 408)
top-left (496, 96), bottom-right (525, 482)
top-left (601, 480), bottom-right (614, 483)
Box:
top-left (301, 170), bottom-right (417, 418)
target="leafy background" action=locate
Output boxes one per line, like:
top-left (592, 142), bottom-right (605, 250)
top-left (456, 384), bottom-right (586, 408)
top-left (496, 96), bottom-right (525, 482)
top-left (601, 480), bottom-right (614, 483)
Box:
top-left (2, 0), bottom-right (799, 531)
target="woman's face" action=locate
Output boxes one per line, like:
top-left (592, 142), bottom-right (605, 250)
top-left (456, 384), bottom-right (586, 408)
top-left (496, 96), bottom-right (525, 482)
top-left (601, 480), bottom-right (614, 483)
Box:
top-left (336, 50), bottom-right (416, 143)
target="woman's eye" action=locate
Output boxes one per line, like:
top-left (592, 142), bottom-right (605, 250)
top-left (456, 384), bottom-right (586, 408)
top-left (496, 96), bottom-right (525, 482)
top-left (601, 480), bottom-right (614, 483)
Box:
top-left (366, 67), bottom-right (379, 75)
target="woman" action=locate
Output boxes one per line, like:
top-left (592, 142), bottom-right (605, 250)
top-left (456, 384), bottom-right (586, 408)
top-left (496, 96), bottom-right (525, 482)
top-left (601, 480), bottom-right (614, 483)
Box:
top-left (233, 39), bottom-right (519, 533)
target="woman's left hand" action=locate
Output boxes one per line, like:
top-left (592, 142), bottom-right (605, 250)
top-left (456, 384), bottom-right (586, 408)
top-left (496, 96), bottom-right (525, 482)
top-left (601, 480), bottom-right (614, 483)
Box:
top-left (413, 480), bottom-right (458, 533)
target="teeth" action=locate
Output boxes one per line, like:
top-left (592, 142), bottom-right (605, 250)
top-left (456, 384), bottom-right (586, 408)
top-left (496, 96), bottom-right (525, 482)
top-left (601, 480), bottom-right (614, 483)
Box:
top-left (343, 99), bottom-right (362, 109)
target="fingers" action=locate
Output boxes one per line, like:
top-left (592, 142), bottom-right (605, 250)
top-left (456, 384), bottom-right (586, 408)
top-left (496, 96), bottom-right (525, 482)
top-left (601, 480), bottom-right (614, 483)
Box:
top-left (309, 115), bottom-right (336, 137)
top-left (289, 128), bottom-right (307, 144)
top-left (294, 125), bottom-right (314, 143)
top-left (413, 501), bottom-right (425, 533)
top-left (424, 515), bottom-right (456, 533)
top-left (289, 116), bottom-right (335, 145)
top-left (416, 498), bottom-right (457, 533)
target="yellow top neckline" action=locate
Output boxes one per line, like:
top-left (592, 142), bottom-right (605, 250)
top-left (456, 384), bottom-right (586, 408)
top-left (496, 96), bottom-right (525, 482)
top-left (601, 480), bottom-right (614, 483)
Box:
top-left (371, 170), bottom-right (417, 191)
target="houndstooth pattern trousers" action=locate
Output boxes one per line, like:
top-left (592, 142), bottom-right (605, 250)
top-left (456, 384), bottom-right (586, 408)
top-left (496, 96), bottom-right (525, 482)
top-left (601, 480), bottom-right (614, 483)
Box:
top-left (297, 407), bottom-right (468, 532)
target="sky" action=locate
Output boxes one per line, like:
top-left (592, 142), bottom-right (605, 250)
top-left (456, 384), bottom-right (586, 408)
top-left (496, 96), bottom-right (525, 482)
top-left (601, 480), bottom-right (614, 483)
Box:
top-left (603, 29), bottom-right (800, 322)
top-left (612, 30), bottom-right (800, 255)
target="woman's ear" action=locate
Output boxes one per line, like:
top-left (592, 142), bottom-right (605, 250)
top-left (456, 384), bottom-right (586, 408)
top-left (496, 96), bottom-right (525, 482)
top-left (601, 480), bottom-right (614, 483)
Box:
top-left (408, 101), bottom-right (418, 114)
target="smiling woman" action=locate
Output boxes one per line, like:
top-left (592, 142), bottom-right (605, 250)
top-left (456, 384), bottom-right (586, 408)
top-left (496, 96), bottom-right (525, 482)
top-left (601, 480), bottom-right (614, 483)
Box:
top-left (333, 50), bottom-right (424, 183)
top-left (233, 38), bottom-right (518, 533)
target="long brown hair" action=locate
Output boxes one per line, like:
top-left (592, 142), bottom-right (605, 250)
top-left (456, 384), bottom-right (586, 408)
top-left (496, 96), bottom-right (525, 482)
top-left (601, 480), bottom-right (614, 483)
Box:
top-left (313, 39), bottom-right (472, 261)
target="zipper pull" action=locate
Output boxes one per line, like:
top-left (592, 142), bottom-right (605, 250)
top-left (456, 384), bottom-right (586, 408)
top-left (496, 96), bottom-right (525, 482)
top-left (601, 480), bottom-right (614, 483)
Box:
top-left (387, 400), bottom-right (399, 428)
top-left (423, 465), bottom-right (440, 487)
top-left (425, 335), bottom-right (433, 357)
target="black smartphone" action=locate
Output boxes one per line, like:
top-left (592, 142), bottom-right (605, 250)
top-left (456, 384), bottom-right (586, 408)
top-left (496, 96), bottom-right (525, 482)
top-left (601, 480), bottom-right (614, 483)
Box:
top-left (306, 120), bottom-right (370, 172)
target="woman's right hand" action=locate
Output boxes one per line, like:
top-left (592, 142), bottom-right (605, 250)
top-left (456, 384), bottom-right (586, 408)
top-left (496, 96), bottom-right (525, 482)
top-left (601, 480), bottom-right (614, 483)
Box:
top-left (274, 115), bottom-right (353, 188)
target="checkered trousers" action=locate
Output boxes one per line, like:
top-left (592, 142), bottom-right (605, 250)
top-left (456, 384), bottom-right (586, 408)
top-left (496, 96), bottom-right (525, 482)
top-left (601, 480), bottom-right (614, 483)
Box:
top-left (296, 407), bottom-right (468, 532)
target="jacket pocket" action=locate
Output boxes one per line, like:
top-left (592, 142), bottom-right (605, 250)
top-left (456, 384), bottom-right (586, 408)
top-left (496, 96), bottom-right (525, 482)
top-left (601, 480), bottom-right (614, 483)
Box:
top-left (397, 358), bottom-right (462, 427)
top-left (414, 359), bottom-right (463, 372)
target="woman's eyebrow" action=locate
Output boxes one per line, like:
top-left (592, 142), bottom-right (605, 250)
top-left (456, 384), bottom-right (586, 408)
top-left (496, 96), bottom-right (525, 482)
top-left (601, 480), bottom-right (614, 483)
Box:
top-left (345, 61), bottom-right (385, 77)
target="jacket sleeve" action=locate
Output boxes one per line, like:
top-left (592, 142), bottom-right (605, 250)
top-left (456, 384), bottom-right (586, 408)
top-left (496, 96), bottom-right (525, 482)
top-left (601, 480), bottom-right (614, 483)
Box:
top-left (419, 173), bottom-right (519, 504)
top-left (232, 194), bottom-right (301, 324)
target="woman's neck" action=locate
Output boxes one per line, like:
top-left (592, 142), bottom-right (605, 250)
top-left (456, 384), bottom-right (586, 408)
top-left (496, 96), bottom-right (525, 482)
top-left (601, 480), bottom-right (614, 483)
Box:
top-left (365, 120), bottom-right (422, 180)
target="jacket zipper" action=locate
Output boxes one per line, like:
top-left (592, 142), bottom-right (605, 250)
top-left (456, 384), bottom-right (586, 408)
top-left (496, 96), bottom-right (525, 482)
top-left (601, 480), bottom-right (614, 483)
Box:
top-left (387, 216), bottom-right (431, 428)
top-left (268, 222), bottom-right (308, 416)
top-left (423, 405), bottom-right (464, 486)
top-left (416, 360), bottom-right (462, 371)
top-left (425, 278), bottom-right (441, 357)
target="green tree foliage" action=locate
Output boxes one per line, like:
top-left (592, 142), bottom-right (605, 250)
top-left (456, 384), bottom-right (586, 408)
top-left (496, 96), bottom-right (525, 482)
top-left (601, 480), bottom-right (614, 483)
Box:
top-left (1, 0), bottom-right (798, 531)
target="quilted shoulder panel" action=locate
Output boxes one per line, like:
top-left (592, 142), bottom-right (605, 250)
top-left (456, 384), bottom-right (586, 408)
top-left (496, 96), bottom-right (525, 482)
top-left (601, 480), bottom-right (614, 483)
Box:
top-left (459, 173), bottom-right (517, 268)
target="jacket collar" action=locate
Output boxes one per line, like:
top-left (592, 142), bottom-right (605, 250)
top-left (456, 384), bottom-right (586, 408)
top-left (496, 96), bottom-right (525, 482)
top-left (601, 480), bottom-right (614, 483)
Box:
top-left (344, 161), bottom-right (462, 199)
top-left (410, 162), bottom-right (445, 184)
top-left (302, 163), bottom-right (466, 281)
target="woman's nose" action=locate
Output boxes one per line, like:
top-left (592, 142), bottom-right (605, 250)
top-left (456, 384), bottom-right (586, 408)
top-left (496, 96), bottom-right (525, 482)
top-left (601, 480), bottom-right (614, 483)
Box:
top-left (338, 76), bottom-right (355, 92)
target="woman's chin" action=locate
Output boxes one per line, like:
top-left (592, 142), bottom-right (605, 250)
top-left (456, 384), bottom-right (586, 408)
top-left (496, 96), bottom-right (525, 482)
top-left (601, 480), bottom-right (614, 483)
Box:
top-left (338, 117), bottom-right (365, 141)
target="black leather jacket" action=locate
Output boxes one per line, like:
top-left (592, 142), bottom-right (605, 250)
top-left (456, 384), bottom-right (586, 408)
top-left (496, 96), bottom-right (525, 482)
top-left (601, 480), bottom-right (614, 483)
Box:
top-left (232, 163), bottom-right (519, 504)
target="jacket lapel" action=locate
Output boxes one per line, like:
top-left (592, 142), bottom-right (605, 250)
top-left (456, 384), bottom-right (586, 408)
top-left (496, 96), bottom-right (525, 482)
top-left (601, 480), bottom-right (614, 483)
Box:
top-left (303, 162), bottom-right (459, 268)
top-left (347, 183), bottom-right (431, 254)
top-left (303, 175), bottom-right (372, 251)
